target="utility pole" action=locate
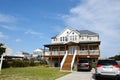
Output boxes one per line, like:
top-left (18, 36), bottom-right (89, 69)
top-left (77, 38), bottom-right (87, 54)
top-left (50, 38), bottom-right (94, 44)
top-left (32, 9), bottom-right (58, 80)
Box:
top-left (0, 53), bottom-right (5, 71)
top-left (0, 46), bottom-right (6, 72)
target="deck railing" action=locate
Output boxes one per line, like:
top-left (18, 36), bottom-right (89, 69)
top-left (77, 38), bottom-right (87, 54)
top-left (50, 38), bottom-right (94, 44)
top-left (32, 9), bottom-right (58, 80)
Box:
top-left (44, 50), bottom-right (99, 56)
top-left (44, 51), bottom-right (65, 56)
top-left (79, 50), bottom-right (99, 55)
top-left (89, 50), bottom-right (99, 54)
top-left (79, 50), bottom-right (88, 55)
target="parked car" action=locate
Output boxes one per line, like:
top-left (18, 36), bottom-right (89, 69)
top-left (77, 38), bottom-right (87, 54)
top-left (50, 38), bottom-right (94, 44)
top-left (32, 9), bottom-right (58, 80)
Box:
top-left (77, 59), bottom-right (92, 71)
top-left (95, 59), bottom-right (120, 80)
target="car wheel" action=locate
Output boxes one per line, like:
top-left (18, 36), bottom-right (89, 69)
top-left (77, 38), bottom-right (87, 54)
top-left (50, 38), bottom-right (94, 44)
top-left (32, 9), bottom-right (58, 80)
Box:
top-left (95, 75), bottom-right (100, 80)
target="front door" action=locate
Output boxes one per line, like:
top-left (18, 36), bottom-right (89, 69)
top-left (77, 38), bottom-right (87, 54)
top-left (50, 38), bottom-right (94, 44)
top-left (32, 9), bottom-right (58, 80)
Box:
top-left (69, 46), bottom-right (77, 55)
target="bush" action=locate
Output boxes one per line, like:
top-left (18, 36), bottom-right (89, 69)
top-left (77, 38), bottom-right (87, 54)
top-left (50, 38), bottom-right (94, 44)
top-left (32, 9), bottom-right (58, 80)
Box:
top-left (91, 62), bottom-right (97, 68)
top-left (12, 59), bottom-right (29, 67)
top-left (2, 58), bottom-right (48, 68)
top-left (2, 60), bottom-right (11, 68)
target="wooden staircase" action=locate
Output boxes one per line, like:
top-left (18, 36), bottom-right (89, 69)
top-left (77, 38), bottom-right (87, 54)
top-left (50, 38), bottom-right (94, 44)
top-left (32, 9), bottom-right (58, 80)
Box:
top-left (61, 55), bottom-right (73, 71)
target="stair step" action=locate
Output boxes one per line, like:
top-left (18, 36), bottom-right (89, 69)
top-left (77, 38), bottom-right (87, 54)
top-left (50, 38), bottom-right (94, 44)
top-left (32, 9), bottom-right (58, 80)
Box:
top-left (61, 55), bottom-right (73, 70)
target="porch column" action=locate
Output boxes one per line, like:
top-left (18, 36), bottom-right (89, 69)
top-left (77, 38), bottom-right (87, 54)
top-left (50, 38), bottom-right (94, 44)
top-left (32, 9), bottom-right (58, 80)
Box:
top-left (43, 46), bottom-right (46, 61)
top-left (76, 45), bottom-right (80, 64)
top-left (65, 45), bottom-right (67, 54)
top-left (58, 46), bottom-right (60, 67)
top-left (98, 44), bottom-right (100, 57)
top-left (50, 46), bottom-right (52, 67)
top-left (87, 44), bottom-right (90, 55)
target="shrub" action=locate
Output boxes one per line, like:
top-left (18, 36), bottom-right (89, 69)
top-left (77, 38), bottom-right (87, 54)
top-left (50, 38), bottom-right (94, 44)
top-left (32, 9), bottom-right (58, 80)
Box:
top-left (2, 60), bottom-right (11, 68)
top-left (2, 58), bottom-right (48, 68)
top-left (12, 59), bottom-right (29, 67)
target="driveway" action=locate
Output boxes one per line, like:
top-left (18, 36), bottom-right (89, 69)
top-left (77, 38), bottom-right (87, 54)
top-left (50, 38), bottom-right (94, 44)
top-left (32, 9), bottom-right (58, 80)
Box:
top-left (56, 69), bottom-right (95, 80)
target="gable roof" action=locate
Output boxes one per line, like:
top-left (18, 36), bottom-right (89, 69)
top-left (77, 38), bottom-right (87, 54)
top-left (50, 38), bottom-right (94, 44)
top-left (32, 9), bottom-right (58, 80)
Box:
top-left (51, 27), bottom-right (98, 39)
top-left (51, 27), bottom-right (73, 39)
top-left (76, 30), bottom-right (98, 36)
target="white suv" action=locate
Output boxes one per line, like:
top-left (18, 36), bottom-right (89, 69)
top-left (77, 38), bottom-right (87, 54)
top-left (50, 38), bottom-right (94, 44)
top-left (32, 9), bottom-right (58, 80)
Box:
top-left (95, 59), bottom-right (120, 80)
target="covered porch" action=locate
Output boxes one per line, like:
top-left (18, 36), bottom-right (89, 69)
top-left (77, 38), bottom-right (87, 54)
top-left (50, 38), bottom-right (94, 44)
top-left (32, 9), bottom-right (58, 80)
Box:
top-left (44, 41), bottom-right (100, 67)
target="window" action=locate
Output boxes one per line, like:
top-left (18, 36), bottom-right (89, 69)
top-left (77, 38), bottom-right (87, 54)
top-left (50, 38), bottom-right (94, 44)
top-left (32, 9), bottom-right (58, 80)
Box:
top-left (70, 36), bottom-right (72, 40)
top-left (75, 35), bottom-right (77, 40)
top-left (65, 37), bottom-right (67, 41)
top-left (89, 37), bottom-right (92, 40)
top-left (81, 36), bottom-right (84, 40)
top-left (72, 36), bottom-right (74, 41)
top-left (60, 37), bottom-right (67, 42)
top-left (52, 47), bottom-right (58, 54)
top-left (63, 37), bottom-right (64, 41)
top-left (81, 46), bottom-right (86, 50)
top-left (60, 37), bottom-right (62, 41)
top-left (54, 38), bottom-right (57, 41)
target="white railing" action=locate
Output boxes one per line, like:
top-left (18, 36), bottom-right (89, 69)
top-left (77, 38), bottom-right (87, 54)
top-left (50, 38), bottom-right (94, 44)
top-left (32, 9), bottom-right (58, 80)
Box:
top-left (89, 50), bottom-right (99, 55)
top-left (79, 50), bottom-right (99, 55)
top-left (60, 50), bottom-right (68, 71)
top-left (44, 51), bottom-right (65, 56)
top-left (45, 50), bottom-right (99, 56)
top-left (79, 50), bottom-right (88, 55)
top-left (44, 51), bottom-right (50, 56)
top-left (59, 51), bottom-right (65, 55)
top-left (71, 49), bottom-right (77, 72)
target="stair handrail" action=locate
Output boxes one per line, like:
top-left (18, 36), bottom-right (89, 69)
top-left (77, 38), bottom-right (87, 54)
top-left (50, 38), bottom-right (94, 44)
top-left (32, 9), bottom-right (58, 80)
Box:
top-left (60, 50), bottom-right (68, 71)
top-left (71, 49), bottom-right (77, 71)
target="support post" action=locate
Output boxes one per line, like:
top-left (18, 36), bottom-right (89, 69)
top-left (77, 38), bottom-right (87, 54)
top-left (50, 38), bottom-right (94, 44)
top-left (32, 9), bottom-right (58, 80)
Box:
top-left (43, 46), bottom-right (46, 61)
top-left (0, 53), bottom-right (4, 71)
top-left (50, 46), bottom-right (52, 67)
top-left (58, 46), bottom-right (60, 67)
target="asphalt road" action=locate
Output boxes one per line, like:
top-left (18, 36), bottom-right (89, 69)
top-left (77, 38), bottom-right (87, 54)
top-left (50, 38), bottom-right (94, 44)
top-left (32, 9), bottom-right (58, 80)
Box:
top-left (56, 69), bottom-right (95, 80)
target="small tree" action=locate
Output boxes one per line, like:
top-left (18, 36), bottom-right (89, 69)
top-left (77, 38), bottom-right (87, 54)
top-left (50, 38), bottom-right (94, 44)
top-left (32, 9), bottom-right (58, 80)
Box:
top-left (109, 53), bottom-right (120, 60)
top-left (114, 55), bottom-right (120, 60)
top-left (0, 43), bottom-right (5, 55)
top-left (0, 43), bottom-right (6, 71)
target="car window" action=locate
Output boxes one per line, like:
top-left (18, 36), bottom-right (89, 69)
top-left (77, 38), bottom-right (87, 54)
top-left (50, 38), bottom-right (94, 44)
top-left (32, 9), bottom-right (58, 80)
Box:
top-left (97, 60), bottom-right (117, 65)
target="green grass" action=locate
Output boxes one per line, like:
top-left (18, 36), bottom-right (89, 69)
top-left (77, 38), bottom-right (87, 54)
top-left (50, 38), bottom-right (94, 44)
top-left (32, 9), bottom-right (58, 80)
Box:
top-left (0, 66), bottom-right (70, 80)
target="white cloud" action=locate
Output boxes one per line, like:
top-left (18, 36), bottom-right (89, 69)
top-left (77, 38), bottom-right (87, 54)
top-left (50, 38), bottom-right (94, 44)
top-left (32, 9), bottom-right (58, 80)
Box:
top-left (25, 30), bottom-right (44, 38)
top-left (25, 30), bottom-right (43, 35)
top-left (0, 24), bottom-right (17, 30)
top-left (0, 13), bottom-right (16, 23)
top-left (15, 38), bottom-right (22, 42)
top-left (63, 0), bottom-right (120, 57)
top-left (0, 13), bottom-right (19, 31)
top-left (0, 32), bottom-right (7, 38)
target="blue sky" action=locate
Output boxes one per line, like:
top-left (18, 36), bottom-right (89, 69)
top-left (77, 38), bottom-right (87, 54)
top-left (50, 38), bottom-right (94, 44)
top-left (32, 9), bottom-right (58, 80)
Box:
top-left (0, 0), bottom-right (120, 58)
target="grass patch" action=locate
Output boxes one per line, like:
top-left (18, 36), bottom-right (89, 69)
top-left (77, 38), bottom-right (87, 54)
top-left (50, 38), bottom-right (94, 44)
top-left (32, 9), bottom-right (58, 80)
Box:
top-left (0, 66), bottom-right (70, 80)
